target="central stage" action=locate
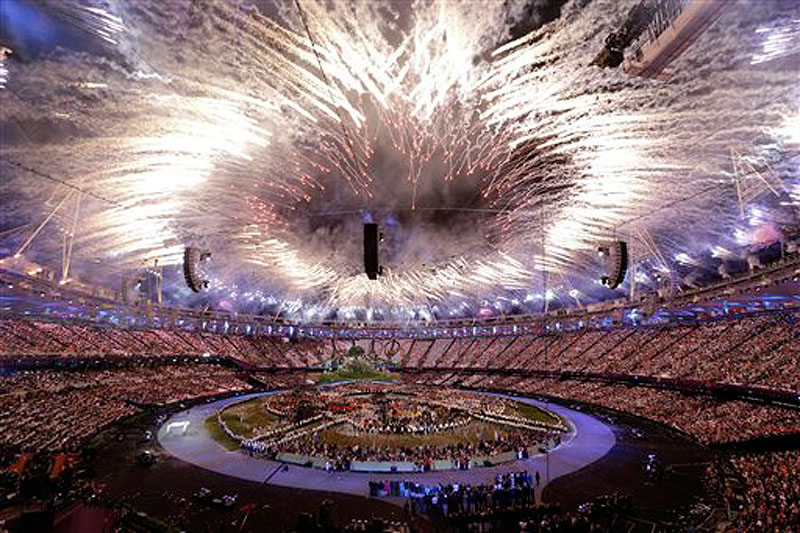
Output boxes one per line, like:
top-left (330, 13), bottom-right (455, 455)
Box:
top-left (157, 386), bottom-right (615, 503)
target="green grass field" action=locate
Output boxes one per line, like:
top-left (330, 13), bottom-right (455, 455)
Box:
top-left (205, 398), bottom-right (282, 446)
top-left (215, 399), bottom-right (281, 439)
top-left (204, 415), bottom-right (242, 450)
top-left (507, 402), bottom-right (562, 426)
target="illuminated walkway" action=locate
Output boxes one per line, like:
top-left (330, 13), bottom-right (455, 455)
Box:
top-left (157, 387), bottom-right (615, 503)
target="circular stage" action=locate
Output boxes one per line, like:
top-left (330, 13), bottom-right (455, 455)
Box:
top-left (157, 384), bottom-right (615, 502)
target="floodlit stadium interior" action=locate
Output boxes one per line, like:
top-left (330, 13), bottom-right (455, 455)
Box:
top-left (0, 0), bottom-right (799, 531)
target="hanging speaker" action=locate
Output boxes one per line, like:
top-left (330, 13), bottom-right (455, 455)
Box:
top-left (364, 223), bottom-right (381, 280)
top-left (600, 240), bottom-right (628, 289)
top-left (183, 247), bottom-right (211, 292)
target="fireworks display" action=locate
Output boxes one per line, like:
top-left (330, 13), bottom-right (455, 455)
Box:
top-left (0, 0), bottom-right (798, 322)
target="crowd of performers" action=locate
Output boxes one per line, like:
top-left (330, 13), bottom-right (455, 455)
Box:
top-left (372, 471), bottom-right (538, 511)
top-left (249, 429), bottom-right (544, 471)
top-left (370, 471), bottom-right (632, 531)
top-left (232, 385), bottom-right (565, 470)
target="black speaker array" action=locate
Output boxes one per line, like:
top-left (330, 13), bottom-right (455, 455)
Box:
top-left (363, 223), bottom-right (382, 280)
top-left (599, 240), bottom-right (628, 289)
top-left (183, 247), bottom-right (211, 292)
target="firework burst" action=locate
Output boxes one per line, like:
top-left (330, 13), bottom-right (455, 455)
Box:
top-left (0, 0), bottom-right (798, 322)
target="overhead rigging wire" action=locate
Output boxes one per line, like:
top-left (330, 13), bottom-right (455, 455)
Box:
top-left (0, 157), bottom-right (122, 207)
top-left (1, 80), bottom-right (122, 207)
top-left (614, 182), bottom-right (726, 231)
top-left (307, 207), bottom-right (509, 217)
top-left (292, 0), bottom-right (360, 187)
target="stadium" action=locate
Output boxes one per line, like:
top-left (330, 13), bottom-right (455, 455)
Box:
top-left (0, 0), bottom-right (798, 531)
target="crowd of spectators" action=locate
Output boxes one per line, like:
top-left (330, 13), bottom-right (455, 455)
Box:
top-left (3, 310), bottom-right (797, 395)
top-left (730, 451), bottom-right (800, 531)
top-left (0, 319), bottom-right (326, 368)
top-left (404, 373), bottom-right (800, 445)
top-left (467, 337), bottom-right (519, 369)
top-left (390, 311), bottom-right (798, 393)
top-left (0, 364), bottom-right (251, 452)
top-left (398, 340), bottom-right (431, 367)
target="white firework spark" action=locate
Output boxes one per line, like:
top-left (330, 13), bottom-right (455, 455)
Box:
top-left (0, 0), bottom-right (798, 322)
